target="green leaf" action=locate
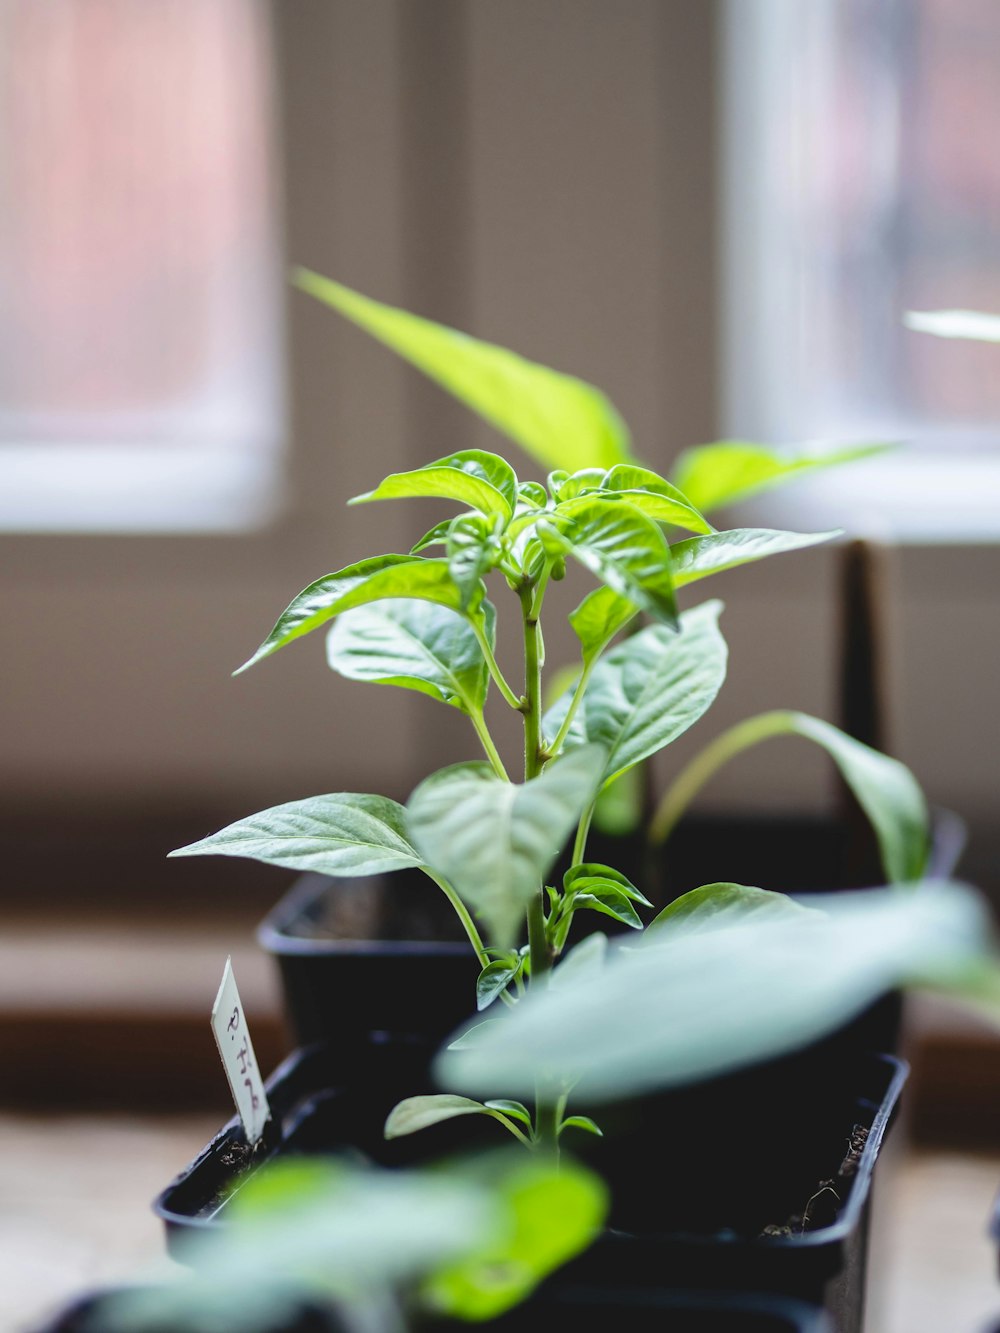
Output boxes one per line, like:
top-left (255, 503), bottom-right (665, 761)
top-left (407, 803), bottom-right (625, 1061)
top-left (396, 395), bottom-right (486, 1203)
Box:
top-left (561, 1115), bottom-right (603, 1137)
top-left (385, 1094), bottom-right (494, 1139)
top-left (600, 464), bottom-right (715, 534)
top-left (437, 880), bottom-right (997, 1102)
top-left (351, 449), bottom-right (517, 522)
top-left (236, 556), bottom-right (482, 675)
top-left (544, 601), bottom-right (728, 787)
top-left (476, 959), bottom-right (521, 1011)
top-left (568, 585), bottom-right (640, 666)
top-left (294, 268), bottom-right (632, 472)
top-left (648, 882), bottom-right (812, 933)
top-left (782, 713), bottom-right (929, 883)
top-left (447, 514), bottom-right (502, 609)
top-left (670, 527), bottom-right (840, 588)
top-left (406, 747), bottom-right (606, 949)
top-left (517, 480), bottom-right (549, 508)
top-left (168, 793), bottom-right (422, 877)
top-left (327, 598), bottom-right (494, 712)
top-left (552, 931), bottom-right (608, 986)
top-left (671, 441), bottom-right (889, 514)
top-left (539, 497), bottom-right (678, 626)
top-left (564, 863), bottom-right (651, 906)
top-left (483, 1099), bottom-right (533, 1127)
top-left (904, 309), bottom-right (1000, 342)
top-left (420, 1155), bottom-right (607, 1321)
top-left (572, 885), bottom-right (644, 930)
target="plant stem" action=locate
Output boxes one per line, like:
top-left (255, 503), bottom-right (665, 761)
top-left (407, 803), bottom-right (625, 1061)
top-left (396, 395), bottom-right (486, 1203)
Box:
top-left (472, 619), bottom-right (522, 710)
top-left (533, 1093), bottom-right (560, 1158)
top-left (548, 657), bottom-right (597, 759)
top-left (520, 584), bottom-right (545, 782)
top-left (648, 710), bottom-right (797, 846)
top-left (469, 707), bottom-right (510, 781)
top-left (423, 869), bottom-right (491, 970)
top-left (572, 801), bottom-right (595, 867)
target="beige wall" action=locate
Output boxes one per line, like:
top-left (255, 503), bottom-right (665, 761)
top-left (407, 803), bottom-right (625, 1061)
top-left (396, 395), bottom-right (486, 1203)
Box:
top-left (2, 2), bottom-right (997, 883)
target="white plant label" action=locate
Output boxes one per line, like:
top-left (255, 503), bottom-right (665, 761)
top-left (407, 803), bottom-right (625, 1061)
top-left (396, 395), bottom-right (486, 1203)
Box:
top-left (211, 957), bottom-right (270, 1144)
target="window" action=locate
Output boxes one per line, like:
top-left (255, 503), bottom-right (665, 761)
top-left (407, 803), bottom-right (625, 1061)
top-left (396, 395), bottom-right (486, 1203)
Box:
top-left (723, 0), bottom-right (1000, 538)
top-left (0, 0), bottom-right (284, 533)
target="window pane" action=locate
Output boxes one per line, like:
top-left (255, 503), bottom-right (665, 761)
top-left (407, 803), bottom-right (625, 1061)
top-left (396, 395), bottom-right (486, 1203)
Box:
top-left (0, 0), bottom-right (283, 529)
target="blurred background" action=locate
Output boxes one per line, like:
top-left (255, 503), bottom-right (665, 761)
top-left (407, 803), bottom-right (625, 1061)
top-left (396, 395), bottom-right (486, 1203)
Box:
top-left (1, 2), bottom-right (999, 1329)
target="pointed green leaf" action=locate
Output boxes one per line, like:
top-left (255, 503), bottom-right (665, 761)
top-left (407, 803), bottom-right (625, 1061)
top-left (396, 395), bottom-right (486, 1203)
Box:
top-left (552, 467), bottom-right (609, 501)
top-left (648, 882), bottom-right (812, 933)
top-left (236, 556), bottom-right (482, 674)
top-left (563, 862), bottom-right (648, 904)
top-left (781, 713), bottom-right (929, 883)
top-left (294, 268), bottom-right (632, 471)
top-left (670, 527), bottom-right (840, 588)
top-left (561, 1115), bottom-right (603, 1137)
top-left (540, 497), bottom-right (677, 626)
top-left (904, 309), bottom-right (1000, 342)
top-left (573, 886), bottom-right (644, 930)
top-left (600, 464), bottom-right (715, 534)
top-left (412, 516), bottom-right (464, 553)
top-left (168, 793), bottom-right (422, 877)
top-left (517, 480), bottom-right (549, 508)
top-left (568, 585), bottom-right (640, 666)
top-left (407, 747), bottom-right (606, 949)
top-left (544, 601), bottom-right (728, 786)
top-left (385, 1094), bottom-right (492, 1140)
top-left (437, 881), bottom-right (997, 1101)
top-left (670, 440), bottom-right (889, 514)
top-left (447, 514), bottom-right (502, 609)
top-left (476, 959), bottom-right (521, 1011)
top-left (483, 1100), bottom-right (533, 1127)
top-left (326, 599), bottom-right (495, 712)
top-left (352, 450), bottom-right (517, 522)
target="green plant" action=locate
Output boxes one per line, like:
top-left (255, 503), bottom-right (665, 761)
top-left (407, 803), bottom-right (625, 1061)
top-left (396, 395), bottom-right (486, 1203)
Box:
top-left (162, 277), bottom-right (1000, 1325)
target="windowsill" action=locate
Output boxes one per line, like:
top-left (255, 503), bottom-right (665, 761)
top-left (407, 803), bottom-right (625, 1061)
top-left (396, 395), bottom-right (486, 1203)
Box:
top-left (0, 442), bottom-right (288, 535)
top-left (737, 453), bottom-right (1000, 544)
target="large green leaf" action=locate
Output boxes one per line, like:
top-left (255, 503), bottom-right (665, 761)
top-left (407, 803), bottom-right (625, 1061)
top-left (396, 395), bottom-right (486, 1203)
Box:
top-left (406, 747), bottom-right (606, 948)
top-left (437, 880), bottom-right (997, 1101)
top-left (294, 269), bottom-right (632, 472)
top-left (236, 557), bottom-right (480, 675)
top-left (600, 464), bottom-right (715, 534)
top-left (670, 441), bottom-right (888, 514)
top-left (904, 309), bottom-right (1000, 342)
top-left (351, 450), bottom-right (517, 522)
top-left (544, 601), bottom-right (728, 786)
top-left (650, 710), bottom-right (929, 884)
top-left (168, 793), bottom-right (422, 877)
top-left (326, 598), bottom-right (494, 712)
top-left (648, 882), bottom-right (813, 933)
top-left (539, 497), bottom-right (678, 626)
top-left (670, 527), bottom-right (839, 588)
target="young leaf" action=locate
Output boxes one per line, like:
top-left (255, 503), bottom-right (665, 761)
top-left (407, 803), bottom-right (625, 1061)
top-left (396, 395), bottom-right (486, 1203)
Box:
top-left (327, 599), bottom-right (495, 712)
top-left (571, 885), bottom-right (644, 930)
top-left (600, 464), bottom-right (715, 534)
top-left (168, 793), bottom-right (422, 877)
top-left (406, 746), bottom-right (606, 948)
top-left (564, 863), bottom-right (650, 905)
top-left (561, 1115), bottom-right (603, 1137)
top-left (544, 601), bottom-right (728, 787)
top-left (236, 556), bottom-right (483, 675)
top-left (476, 958), bottom-right (521, 1011)
top-left (351, 450), bottom-right (517, 523)
top-left (294, 268), bottom-right (632, 472)
top-left (669, 527), bottom-right (840, 588)
top-left (568, 585), bottom-right (640, 666)
top-left (385, 1094), bottom-right (493, 1139)
top-left (539, 497), bottom-right (678, 626)
top-left (904, 309), bottom-right (1000, 342)
top-left (437, 880), bottom-right (998, 1102)
top-left (411, 516), bottom-right (461, 553)
top-left (447, 515), bottom-right (503, 609)
top-left (420, 1155), bottom-right (608, 1321)
top-left (483, 1100), bottom-right (533, 1128)
top-left (648, 882), bottom-right (813, 934)
top-left (670, 440), bottom-right (889, 514)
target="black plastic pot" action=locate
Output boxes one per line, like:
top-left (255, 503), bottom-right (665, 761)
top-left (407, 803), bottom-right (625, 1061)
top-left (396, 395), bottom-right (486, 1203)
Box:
top-left (257, 870), bottom-right (479, 1047)
top-left (37, 1287), bottom-right (347, 1333)
top-left (154, 1039), bottom-right (904, 1332)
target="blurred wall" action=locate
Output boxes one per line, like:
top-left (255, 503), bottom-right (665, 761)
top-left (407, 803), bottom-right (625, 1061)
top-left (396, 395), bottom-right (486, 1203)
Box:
top-left (1, 1), bottom-right (997, 887)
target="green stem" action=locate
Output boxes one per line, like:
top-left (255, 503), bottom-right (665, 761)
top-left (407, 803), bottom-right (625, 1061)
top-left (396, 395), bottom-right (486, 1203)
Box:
top-left (520, 584), bottom-right (544, 782)
top-left (533, 1086), bottom-right (560, 1157)
top-left (472, 618), bottom-right (522, 710)
top-left (424, 869), bottom-right (491, 970)
top-left (469, 706), bottom-right (510, 781)
top-left (571, 801), bottom-right (595, 867)
top-left (548, 657), bottom-right (597, 759)
top-left (648, 710), bottom-right (797, 846)
top-left (485, 1111), bottom-right (533, 1149)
